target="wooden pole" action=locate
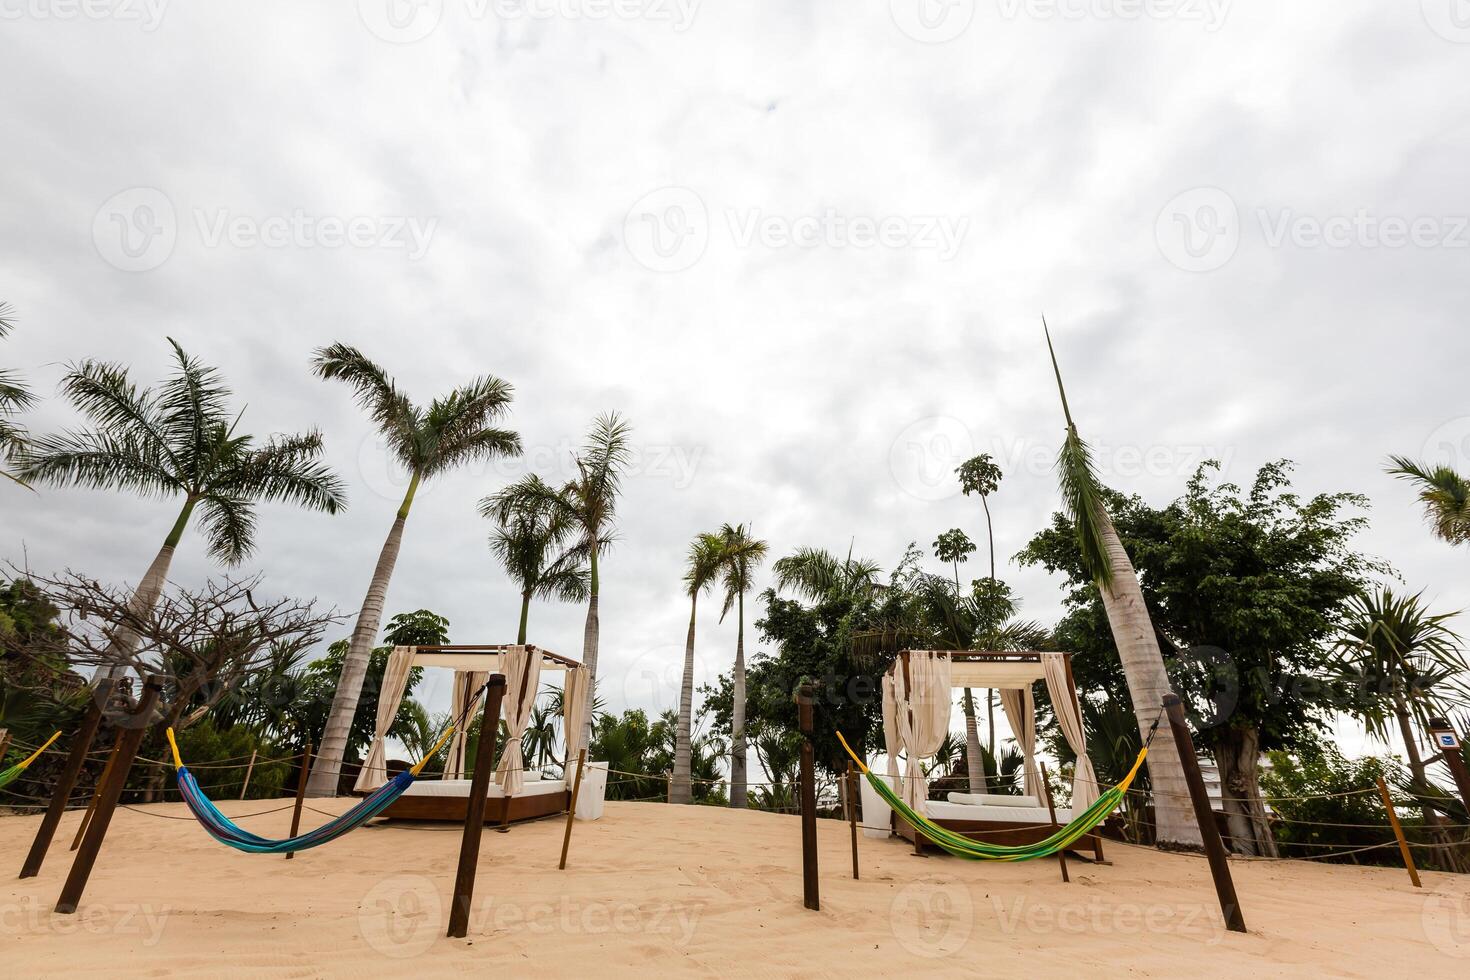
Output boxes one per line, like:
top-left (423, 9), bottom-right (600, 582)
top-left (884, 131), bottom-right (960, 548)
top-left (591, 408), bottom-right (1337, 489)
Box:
top-left (1162, 694), bottom-right (1247, 934)
top-left (20, 679), bottom-right (115, 879)
top-left (447, 674), bottom-right (506, 939)
top-left (71, 738), bottom-right (121, 851)
top-left (797, 682), bottom-right (819, 912)
top-left (56, 674), bottom-right (165, 915)
top-left (238, 749), bottom-right (258, 800)
top-left (284, 742), bottom-right (312, 862)
top-left (1039, 761), bottom-right (1069, 883)
top-left (0, 728), bottom-right (10, 763)
top-left (1376, 775), bottom-right (1422, 889)
top-left (558, 749), bottom-right (587, 871)
top-left (846, 762), bottom-right (860, 880)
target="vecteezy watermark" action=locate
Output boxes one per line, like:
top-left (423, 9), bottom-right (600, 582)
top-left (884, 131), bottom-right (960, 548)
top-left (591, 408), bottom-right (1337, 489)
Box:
top-left (359, 875), bottom-right (442, 959)
top-left (1421, 0), bottom-right (1470, 44)
top-left (1, 898), bottom-right (172, 945)
top-left (1421, 416), bottom-right (1470, 472)
top-left (888, 417), bottom-right (1235, 501)
top-left (623, 187), bottom-right (970, 272)
top-left (890, 879), bottom-right (974, 958)
top-left (1420, 880), bottom-right (1470, 959)
top-left (889, 0), bottom-right (976, 43)
top-left (356, 0), bottom-right (698, 43)
top-left (994, 0), bottom-right (1230, 31)
top-left (0, 0), bottom-right (169, 30)
top-left (993, 896), bottom-right (1225, 943)
top-left (91, 187), bottom-right (438, 271)
top-left (616, 642), bottom-right (717, 717)
top-left (1157, 186), bottom-right (1470, 272)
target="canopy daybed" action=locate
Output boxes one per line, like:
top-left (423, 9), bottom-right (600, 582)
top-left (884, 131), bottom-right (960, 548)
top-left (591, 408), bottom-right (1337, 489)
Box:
top-left (861, 649), bottom-right (1105, 861)
top-left (355, 644), bottom-right (607, 825)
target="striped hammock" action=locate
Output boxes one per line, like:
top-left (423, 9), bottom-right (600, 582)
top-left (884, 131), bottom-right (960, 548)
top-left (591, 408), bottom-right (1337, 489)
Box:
top-left (0, 731), bottom-right (62, 790)
top-left (837, 731), bottom-right (1147, 862)
top-left (166, 726), bottom-right (451, 855)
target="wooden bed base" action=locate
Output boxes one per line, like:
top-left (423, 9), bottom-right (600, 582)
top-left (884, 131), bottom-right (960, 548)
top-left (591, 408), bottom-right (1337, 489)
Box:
top-left (892, 811), bottom-right (1105, 862)
top-left (380, 789), bottom-right (571, 824)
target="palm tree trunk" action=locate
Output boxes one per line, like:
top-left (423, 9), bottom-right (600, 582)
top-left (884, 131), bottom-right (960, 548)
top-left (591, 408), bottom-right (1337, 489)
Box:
top-left (962, 689), bottom-right (986, 792)
top-left (730, 591), bottom-right (748, 809)
top-left (578, 545), bottom-right (601, 758)
top-left (99, 496), bottom-right (197, 682)
top-left (672, 595), bottom-right (698, 805)
top-left (1095, 513), bottom-right (1202, 848)
top-left (987, 690), bottom-right (996, 756)
top-left (1393, 696), bottom-right (1462, 870)
top-left (516, 591), bottom-right (531, 645)
top-left (306, 473), bottom-right (417, 797)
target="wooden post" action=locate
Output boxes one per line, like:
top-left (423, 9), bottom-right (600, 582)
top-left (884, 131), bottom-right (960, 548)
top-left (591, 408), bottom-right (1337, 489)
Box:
top-left (285, 743), bottom-right (312, 862)
top-left (1162, 694), bottom-right (1247, 934)
top-left (1039, 761), bottom-right (1069, 884)
top-left (1376, 775), bottom-right (1422, 889)
top-left (797, 682), bottom-right (819, 912)
top-left (56, 674), bottom-right (165, 915)
top-left (0, 728), bottom-right (10, 763)
top-left (238, 749), bottom-right (258, 800)
top-left (21, 679), bottom-right (115, 879)
top-left (447, 674), bottom-right (506, 939)
top-left (71, 738), bottom-right (122, 851)
top-left (558, 749), bottom-right (587, 871)
top-left (846, 762), bottom-right (860, 880)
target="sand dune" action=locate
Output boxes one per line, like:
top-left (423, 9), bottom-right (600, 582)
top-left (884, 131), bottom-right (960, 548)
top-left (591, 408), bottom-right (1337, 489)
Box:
top-left (3, 798), bottom-right (1467, 977)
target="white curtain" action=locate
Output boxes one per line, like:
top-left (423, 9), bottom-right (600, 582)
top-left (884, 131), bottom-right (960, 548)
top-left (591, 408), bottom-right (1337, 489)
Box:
top-left (1043, 653), bottom-right (1099, 811)
top-left (560, 665), bottom-right (588, 787)
top-left (881, 674), bottom-right (901, 783)
top-left (495, 645), bottom-right (542, 796)
top-left (442, 669), bottom-right (490, 779)
top-left (895, 652), bottom-right (953, 810)
top-left (353, 646), bottom-right (416, 792)
top-left (1000, 687), bottom-right (1043, 801)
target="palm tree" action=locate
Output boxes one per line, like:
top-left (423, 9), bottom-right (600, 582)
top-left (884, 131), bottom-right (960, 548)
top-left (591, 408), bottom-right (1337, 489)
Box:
top-left (933, 528), bottom-right (986, 791)
top-left (672, 531), bottom-right (724, 805)
top-left (771, 546), bottom-right (880, 602)
top-left (717, 522), bottom-right (769, 808)
top-left (480, 476), bottom-right (589, 644)
top-left (957, 453), bottom-right (1005, 772)
top-left (305, 344), bottom-right (520, 796)
top-left (1387, 456), bottom-right (1470, 546)
top-left (1043, 322), bottom-right (1200, 846)
top-left (18, 340), bottom-right (347, 678)
top-left (0, 303), bottom-right (34, 486)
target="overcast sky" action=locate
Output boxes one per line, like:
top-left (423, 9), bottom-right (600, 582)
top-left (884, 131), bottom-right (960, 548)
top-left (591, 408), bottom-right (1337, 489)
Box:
top-left (3, 2), bottom-right (1469, 760)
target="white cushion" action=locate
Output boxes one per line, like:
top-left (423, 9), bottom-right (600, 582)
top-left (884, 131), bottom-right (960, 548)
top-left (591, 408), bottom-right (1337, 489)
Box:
top-left (400, 777), bottom-right (568, 799)
top-left (946, 792), bottom-right (1041, 807)
top-left (924, 800), bottom-right (1072, 824)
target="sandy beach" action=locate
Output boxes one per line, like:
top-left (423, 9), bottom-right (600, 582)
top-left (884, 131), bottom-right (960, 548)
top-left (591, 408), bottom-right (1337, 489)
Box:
top-left (3, 799), bottom-right (1466, 977)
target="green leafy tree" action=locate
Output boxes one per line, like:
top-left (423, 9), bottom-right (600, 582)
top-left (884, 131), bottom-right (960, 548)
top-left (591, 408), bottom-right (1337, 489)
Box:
top-left (19, 340), bottom-right (348, 679)
top-left (718, 522), bottom-right (769, 808)
top-left (672, 531), bottom-right (724, 804)
top-left (306, 344), bottom-right (519, 796)
top-left (480, 475), bottom-right (589, 644)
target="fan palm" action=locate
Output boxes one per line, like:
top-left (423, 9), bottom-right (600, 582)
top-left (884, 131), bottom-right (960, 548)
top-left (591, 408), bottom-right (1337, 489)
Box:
top-left (718, 522), bottom-right (769, 808)
top-left (671, 531), bottom-right (724, 804)
top-left (18, 340), bottom-right (347, 677)
top-left (1044, 321), bottom-right (1199, 846)
top-left (480, 476), bottom-right (589, 644)
top-left (1387, 456), bottom-right (1470, 546)
top-left (0, 303), bottom-right (34, 486)
top-left (305, 343), bottom-right (520, 796)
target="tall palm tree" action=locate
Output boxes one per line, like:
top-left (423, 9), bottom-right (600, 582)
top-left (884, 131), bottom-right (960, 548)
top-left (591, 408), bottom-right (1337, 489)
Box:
top-left (480, 475), bottom-right (589, 644)
top-left (672, 531), bottom-right (724, 805)
top-left (305, 344), bottom-right (520, 796)
top-left (488, 413), bottom-right (631, 757)
top-left (957, 453), bottom-right (1005, 771)
top-left (1387, 456), bottom-right (1470, 546)
top-left (718, 522), bottom-right (769, 808)
top-left (19, 340), bottom-right (347, 678)
top-left (0, 302), bottom-right (34, 486)
top-left (1044, 322), bottom-right (1200, 846)
top-left (934, 527), bottom-right (986, 790)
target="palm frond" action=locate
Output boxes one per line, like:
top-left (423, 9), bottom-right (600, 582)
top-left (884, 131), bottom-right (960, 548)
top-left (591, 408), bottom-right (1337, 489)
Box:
top-left (0, 302), bottom-right (15, 338)
top-left (16, 428), bottom-right (177, 497)
top-left (1386, 455), bottom-right (1470, 545)
top-left (198, 495), bottom-right (258, 565)
top-left (312, 343), bottom-right (420, 464)
top-left (52, 358), bottom-right (177, 471)
top-left (717, 522), bottom-right (770, 621)
top-left (227, 430), bottom-right (348, 515)
top-left (158, 338), bottom-right (233, 467)
top-left (1045, 321), bottom-right (1113, 585)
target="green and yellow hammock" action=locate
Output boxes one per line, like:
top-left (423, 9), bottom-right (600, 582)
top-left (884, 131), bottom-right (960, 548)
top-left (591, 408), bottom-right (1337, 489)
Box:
top-left (837, 731), bottom-right (1147, 862)
top-left (0, 732), bottom-right (62, 791)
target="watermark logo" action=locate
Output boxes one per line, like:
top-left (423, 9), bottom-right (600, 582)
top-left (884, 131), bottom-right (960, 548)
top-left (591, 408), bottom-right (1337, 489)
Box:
top-left (616, 642), bottom-right (716, 717)
top-left (1156, 187), bottom-right (1240, 273)
top-left (889, 416), bottom-right (976, 502)
top-left (890, 0), bottom-right (975, 43)
top-left (359, 875), bottom-right (442, 959)
top-left (624, 187), bottom-right (710, 272)
top-left (1421, 416), bottom-right (1470, 472)
top-left (93, 187), bottom-right (177, 273)
top-left (358, 0), bottom-right (444, 43)
top-left (0, 0), bottom-right (169, 30)
top-left (995, 0), bottom-right (1230, 31)
top-left (889, 879), bottom-right (974, 958)
top-left (1, 899), bottom-right (171, 945)
top-left (726, 209), bottom-right (968, 260)
top-left (1421, 880), bottom-right (1470, 958)
top-left (993, 896), bottom-right (1224, 943)
top-left (1421, 0), bottom-right (1470, 43)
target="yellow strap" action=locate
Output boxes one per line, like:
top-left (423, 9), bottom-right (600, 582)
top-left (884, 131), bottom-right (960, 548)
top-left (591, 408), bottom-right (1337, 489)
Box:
top-left (12, 731), bottom-right (62, 770)
top-left (835, 731), bottom-right (870, 775)
top-left (166, 727), bottom-right (184, 769)
top-left (410, 726), bottom-right (456, 776)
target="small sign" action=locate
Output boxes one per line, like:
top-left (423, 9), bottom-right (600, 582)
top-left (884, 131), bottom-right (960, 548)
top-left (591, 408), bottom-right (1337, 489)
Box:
top-left (1434, 731), bottom-right (1461, 751)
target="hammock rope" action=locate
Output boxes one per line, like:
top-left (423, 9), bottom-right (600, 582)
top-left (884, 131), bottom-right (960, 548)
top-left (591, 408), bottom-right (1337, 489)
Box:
top-left (837, 712), bottom-right (1159, 862)
top-left (0, 731), bottom-right (62, 790)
